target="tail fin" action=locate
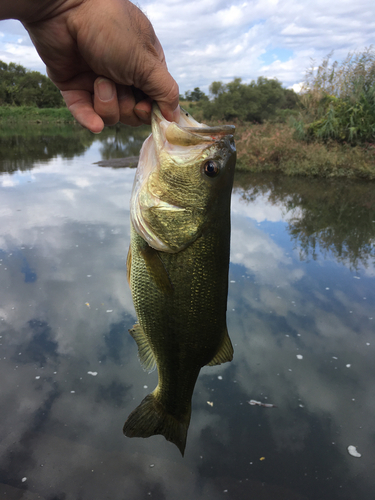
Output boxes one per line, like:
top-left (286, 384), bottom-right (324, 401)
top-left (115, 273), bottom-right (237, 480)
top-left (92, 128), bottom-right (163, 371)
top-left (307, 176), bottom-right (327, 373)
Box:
top-left (123, 393), bottom-right (190, 456)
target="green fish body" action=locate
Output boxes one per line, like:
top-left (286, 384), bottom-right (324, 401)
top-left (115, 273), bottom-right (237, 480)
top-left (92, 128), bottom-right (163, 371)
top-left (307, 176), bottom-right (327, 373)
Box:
top-left (124, 104), bottom-right (236, 455)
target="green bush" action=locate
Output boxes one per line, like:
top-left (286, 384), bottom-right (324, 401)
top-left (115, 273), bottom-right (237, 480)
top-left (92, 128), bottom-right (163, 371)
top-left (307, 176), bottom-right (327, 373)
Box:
top-left (294, 48), bottom-right (375, 144)
top-left (0, 60), bottom-right (64, 108)
top-left (199, 77), bottom-right (299, 123)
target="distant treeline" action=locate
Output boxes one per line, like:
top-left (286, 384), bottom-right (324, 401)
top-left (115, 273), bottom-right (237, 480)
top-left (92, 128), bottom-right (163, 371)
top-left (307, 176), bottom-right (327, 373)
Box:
top-left (182, 48), bottom-right (375, 145)
top-left (181, 77), bottom-right (299, 123)
top-left (0, 60), bottom-right (64, 108)
top-left (2, 47), bottom-right (375, 146)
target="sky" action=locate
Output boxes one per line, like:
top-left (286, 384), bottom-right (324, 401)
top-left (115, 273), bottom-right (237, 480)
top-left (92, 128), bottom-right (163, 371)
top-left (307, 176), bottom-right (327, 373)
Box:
top-left (0, 0), bottom-right (374, 95)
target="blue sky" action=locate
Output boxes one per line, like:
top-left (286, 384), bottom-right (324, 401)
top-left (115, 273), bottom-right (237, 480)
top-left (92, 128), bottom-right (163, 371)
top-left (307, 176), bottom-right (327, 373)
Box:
top-left (0, 0), bottom-right (374, 94)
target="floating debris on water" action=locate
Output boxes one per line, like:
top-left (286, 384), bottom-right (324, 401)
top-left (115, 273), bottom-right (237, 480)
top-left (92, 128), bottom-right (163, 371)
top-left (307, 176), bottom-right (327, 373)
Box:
top-left (296, 355), bottom-right (303, 360)
top-left (248, 400), bottom-right (277, 408)
top-left (87, 371), bottom-right (98, 376)
top-left (218, 375), bottom-right (223, 380)
top-left (347, 445), bottom-right (361, 458)
top-left (22, 477), bottom-right (27, 483)
top-left (346, 364), bottom-right (351, 368)
top-left (207, 401), bottom-right (214, 407)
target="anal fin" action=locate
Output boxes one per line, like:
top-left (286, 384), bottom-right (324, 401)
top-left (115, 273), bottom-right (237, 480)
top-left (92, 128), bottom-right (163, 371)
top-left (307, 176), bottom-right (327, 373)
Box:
top-left (129, 323), bottom-right (157, 373)
top-left (207, 328), bottom-right (234, 366)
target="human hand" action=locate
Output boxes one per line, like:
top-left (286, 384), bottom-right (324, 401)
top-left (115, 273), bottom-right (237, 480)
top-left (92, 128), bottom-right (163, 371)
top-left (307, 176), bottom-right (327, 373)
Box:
top-left (18, 0), bottom-right (179, 132)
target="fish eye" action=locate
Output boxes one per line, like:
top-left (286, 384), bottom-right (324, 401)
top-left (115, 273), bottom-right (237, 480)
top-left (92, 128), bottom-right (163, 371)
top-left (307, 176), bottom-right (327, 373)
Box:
top-left (204, 160), bottom-right (219, 177)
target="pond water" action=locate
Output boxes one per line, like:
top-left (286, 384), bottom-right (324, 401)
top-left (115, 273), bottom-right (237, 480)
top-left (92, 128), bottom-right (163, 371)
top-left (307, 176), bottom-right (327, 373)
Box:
top-left (0, 124), bottom-right (374, 500)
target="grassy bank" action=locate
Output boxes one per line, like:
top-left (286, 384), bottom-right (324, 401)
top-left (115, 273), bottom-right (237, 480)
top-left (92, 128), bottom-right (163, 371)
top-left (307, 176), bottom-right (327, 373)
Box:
top-left (181, 100), bottom-right (375, 179)
top-left (235, 122), bottom-right (375, 179)
top-left (0, 106), bottom-right (75, 124)
top-left (2, 104), bottom-right (375, 179)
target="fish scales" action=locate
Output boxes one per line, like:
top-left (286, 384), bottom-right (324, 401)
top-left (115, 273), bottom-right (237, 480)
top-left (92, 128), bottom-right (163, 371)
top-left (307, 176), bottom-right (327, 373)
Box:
top-left (124, 103), bottom-right (236, 455)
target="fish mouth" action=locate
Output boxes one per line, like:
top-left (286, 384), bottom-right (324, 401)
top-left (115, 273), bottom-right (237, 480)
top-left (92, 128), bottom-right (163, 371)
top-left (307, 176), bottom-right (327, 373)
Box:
top-left (152, 104), bottom-right (235, 148)
top-left (130, 104), bottom-right (235, 252)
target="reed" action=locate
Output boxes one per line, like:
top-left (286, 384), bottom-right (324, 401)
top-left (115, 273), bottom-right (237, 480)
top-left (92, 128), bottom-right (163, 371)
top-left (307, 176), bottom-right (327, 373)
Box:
top-left (294, 47), bottom-right (375, 144)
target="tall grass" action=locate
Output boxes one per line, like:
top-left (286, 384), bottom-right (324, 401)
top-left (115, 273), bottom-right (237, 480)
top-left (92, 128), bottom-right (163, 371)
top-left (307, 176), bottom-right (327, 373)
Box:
top-left (0, 105), bottom-right (74, 123)
top-left (294, 47), bottom-right (375, 144)
top-left (235, 121), bottom-right (375, 179)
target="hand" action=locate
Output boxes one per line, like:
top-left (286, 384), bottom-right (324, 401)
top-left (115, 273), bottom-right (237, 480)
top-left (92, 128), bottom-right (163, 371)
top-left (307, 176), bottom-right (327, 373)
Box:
top-left (17, 0), bottom-right (180, 132)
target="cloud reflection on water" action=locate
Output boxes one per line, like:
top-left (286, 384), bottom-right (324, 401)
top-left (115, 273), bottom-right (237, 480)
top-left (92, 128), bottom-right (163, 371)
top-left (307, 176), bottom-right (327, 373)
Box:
top-left (0, 151), bottom-right (374, 499)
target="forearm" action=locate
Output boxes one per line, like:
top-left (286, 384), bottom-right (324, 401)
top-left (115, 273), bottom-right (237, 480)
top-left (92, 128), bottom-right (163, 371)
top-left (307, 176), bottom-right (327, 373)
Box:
top-left (0, 0), bottom-right (78, 23)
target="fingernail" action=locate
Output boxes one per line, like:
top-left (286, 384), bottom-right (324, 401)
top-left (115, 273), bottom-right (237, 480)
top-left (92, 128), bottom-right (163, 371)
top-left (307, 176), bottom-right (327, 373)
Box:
top-left (97, 78), bottom-right (114, 102)
top-left (134, 107), bottom-right (151, 124)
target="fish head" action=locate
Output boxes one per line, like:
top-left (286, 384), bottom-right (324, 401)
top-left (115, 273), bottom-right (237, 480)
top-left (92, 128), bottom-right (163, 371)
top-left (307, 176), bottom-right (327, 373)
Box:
top-left (130, 103), bottom-right (236, 252)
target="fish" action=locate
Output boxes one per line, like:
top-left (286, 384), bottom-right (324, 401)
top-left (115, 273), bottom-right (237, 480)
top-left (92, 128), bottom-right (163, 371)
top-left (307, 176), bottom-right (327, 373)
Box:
top-left (123, 103), bottom-right (236, 455)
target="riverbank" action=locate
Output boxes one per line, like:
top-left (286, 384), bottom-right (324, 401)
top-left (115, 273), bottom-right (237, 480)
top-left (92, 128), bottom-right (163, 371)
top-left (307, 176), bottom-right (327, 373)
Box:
top-left (235, 121), bottom-right (375, 179)
top-left (180, 101), bottom-right (375, 179)
top-left (2, 105), bottom-right (374, 179)
top-left (0, 106), bottom-right (75, 124)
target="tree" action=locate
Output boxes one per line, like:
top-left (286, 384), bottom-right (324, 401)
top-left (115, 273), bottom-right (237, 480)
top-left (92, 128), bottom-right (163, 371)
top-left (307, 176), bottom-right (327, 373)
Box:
top-left (202, 77), bottom-right (299, 122)
top-left (183, 87), bottom-right (208, 102)
top-left (0, 59), bottom-right (64, 107)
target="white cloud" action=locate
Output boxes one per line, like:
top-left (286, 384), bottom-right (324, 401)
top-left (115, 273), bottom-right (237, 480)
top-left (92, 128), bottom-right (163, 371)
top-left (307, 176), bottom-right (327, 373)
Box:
top-left (0, 0), bottom-right (374, 92)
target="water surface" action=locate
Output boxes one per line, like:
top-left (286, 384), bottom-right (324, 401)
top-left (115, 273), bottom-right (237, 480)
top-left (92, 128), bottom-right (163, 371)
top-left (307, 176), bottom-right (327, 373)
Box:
top-left (0, 125), bottom-right (374, 500)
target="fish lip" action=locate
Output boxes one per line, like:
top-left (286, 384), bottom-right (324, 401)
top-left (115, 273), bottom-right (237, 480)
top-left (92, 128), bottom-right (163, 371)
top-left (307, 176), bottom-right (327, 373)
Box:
top-left (152, 104), bottom-right (235, 146)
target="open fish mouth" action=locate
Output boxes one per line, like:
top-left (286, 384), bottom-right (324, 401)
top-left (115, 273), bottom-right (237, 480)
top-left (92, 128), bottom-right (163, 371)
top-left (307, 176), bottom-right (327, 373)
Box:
top-left (130, 103), bottom-right (235, 252)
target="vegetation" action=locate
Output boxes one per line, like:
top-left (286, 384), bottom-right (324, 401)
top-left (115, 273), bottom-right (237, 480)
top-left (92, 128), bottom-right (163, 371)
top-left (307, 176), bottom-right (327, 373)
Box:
top-left (0, 105), bottom-right (74, 124)
top-left (0, 60), bottom-right (64, 108)
top-left (1, 50), bottom-right (375, 179)
top-left (235, 121), bottom-right (375, 179)
top-left (200, 77), bottom-right (299, 123)
top-left (180, 87), bottom-right (208, 102)
top-left (293, 47), bottom-right (375, 144)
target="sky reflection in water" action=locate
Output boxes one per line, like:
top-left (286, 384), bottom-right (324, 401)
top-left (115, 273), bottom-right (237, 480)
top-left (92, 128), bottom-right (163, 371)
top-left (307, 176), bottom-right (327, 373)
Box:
top-left (0, 126), bottom-right (374, 500)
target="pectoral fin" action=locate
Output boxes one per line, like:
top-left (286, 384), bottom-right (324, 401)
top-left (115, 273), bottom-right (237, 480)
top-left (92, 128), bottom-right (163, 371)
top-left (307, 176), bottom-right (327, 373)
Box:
top-left (207, 328), bottom-right (234, 366)
top-left (129, 323), bottom-right (157, 373)
top-left (140, 245), bottom-right (174, 294)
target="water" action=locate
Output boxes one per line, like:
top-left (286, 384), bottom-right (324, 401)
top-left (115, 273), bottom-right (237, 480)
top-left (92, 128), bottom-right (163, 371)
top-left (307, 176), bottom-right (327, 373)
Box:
top-left (0, 124), bottom-right (374, 500)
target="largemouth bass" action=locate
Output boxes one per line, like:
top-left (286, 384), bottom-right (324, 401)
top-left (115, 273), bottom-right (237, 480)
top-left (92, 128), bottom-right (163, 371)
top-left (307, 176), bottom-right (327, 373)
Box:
top-left (124, 103), bottom-right (236, 455)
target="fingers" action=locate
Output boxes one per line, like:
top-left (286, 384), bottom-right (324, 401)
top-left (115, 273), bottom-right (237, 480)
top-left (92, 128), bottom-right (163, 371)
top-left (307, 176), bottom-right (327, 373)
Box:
top-left (61, 89), bottom-right (104, 134)
top-left (61, 79), bottom-right (149, 132)
top-left (117, 86), bottom-right (148, 127)
top-left (93, 77), bottom-right (119, 126)
top-left (134, 54), bottom-right (180, 123)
